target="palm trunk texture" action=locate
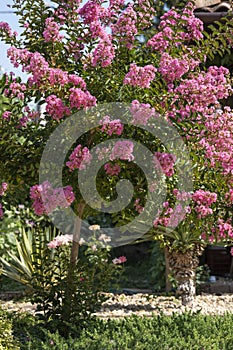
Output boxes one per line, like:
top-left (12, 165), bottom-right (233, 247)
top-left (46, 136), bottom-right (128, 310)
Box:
top-left (167, 244), bottom-right (204, 306)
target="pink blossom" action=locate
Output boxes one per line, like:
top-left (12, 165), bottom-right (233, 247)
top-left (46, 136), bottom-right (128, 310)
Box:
top-left (69, 87), bottom-right (96, 110)
top-left (46, 95), bottom-right (70, 121)
top-left (92, 36), bottom-right (115, 67)
top-left (47, 234), bottom-right (73, 249)
top-left (0, 204), bottom-right (3, 218)
top-left (68, 74), bottom-right (86, 89)
top-left (112, 256), bottom-right (127, 264)
top-left (99, 115), bottom-right (124, 136)
top-left (30, 181), bottom-right (75, 215)
top-left (170, 67), bottom-right (232, 119)
top-left (111, 4), bottom-right (137, 49)
top-left (79, 1), bottom-right (102, 24)
top-left (0, 21), bottom-right (17, 38)
top-left (96, 147), bottom-right (111, 161)
top-left (217, 219), bottom-right (233, 239)
top-left (66, 144), bottom-right (92, 171)
top-left (173, 189), bottom-right (192, 201)
top-left (209, 235), bottom-right (215, 243)
top-left (198, 108), bottom-right (233, 175)
top-left (48, 68), bottom-right (68, 86)
top-left (104, 163), bottom-right (121, 176)
top-left (18, 116), bottom-right (29, 128)
top-left (153, 152), bottom-right (176, 177)
top-left (159, 53), bottom-right (200, 83)
top-left (230, 247), bottom-right (233, 256)
top-left (147, 4), bottom-right (203, 52)
top-left (129, 100), bottom-right (156, 125)
top-left (43, 17), bottom-right (64, 43)
top-left (110, 141), bottom-right (134, 161)
top-left (0, 182), bottom-right (8, 196)
top-left (2, 111), bottom-right (12, 120)
top-left (192, 190), bottom-right (217, 206)
top-left (123, 63), bottom-right (156, 89)
top-left (200, 233), bottom-right (206, 241)
top-left (134, 198), bottom-right (144, 214)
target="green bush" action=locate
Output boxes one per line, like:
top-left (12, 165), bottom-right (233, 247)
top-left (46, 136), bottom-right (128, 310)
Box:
top-left (12, 311), bottom-right (233, 350)
top-left (0, 306), bottom-right (19, 350)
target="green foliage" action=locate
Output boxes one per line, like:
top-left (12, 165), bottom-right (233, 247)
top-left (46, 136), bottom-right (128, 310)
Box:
top-left (0, 204), bottom-right (46, 261)
top-left (30, 236), bottom-right (123, 336)
top-left (149, 241), bottom-right (166, 291)
top-left (0, 226), bottom-right (57, 288)
top-left (11, 311), bottom-right (233, 349)
top-left (0, 306), bottom-right (19, 350)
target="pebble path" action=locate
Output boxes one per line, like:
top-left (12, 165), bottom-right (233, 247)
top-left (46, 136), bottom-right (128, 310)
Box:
top-left (1, 293), bottom-right (233, 319)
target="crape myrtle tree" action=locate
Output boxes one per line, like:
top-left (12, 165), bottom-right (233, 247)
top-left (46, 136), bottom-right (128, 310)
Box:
top-left (0, 0), bottom-right (233, 309)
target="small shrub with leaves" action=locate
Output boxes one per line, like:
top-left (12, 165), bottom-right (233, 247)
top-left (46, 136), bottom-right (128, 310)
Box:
top-left (30, 231), bottom-right (125, 336)
top-left (0, 306), bottom-right (19, 350)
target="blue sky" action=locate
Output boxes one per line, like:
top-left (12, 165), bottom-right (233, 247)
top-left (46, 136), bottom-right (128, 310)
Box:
top-left (0, 0), bottom-right (22, 76)
top-left (0, 0), bottom-right (90, 80)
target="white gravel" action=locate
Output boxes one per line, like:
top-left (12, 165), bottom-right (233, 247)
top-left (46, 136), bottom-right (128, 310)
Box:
top-left (1, 293), bottom-right (233, 319)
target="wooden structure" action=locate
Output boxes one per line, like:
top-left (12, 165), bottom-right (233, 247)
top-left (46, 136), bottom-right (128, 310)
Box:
top-left (194, 0), bottom-right (232, 23)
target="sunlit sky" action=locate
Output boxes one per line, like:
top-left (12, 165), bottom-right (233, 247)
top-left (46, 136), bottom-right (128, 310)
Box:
top-left (0, 0), bottom-right (87, 79)
top-left (0, 0), bottom-right (22, 76)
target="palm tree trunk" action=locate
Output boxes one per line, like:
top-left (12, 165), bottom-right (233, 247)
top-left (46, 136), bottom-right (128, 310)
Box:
top-left (167, 243), bottom-right (204, 306)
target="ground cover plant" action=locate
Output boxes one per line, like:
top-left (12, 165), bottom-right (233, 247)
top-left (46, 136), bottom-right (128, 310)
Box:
top-left (4, 309), bottom-right (233, 350)
top-left (1, 0), bottom-right (233, 338)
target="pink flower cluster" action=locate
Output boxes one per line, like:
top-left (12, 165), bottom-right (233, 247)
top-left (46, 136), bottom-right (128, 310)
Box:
top-left (110, 140), bottom-right (134, 162)
top-left (47, 234), bottom-right (73, 249)
top-left (99, 115), bottom-right (124, 136)
top-left (46, 95), bottom-right (70, 121)
top-left (134, 198), bottom-right (144, 214)
top-left (225, 189), bottom-right (233, 204)
top-left (112, 256), bottom-right (127, 264)
top-left (217, 219), bottom-right (233, 240)
top-left (154, 202), bottom-right (189, 229)
top-left (153, 152), bottom-right (176, 177)
top-left (7, 47), bottom-right (96, 119)
top-left (159, 53), bottom-right (200, 83)
top-left (0, 21), bottom-right (17, 38)
top-left (4, 81), bottom-right (26, 100)
top-left (0, 182), bottom-right (8, 196)
top-left (192, 189), bottom-right (217, 218)
top-left (92, 36), bottom-right (115, 67)
top-left (69, 87), bottom-right (97, 110)
top-left (66, 144), bottom-right (92, 171)
top-left (30, 181), bottom-right (75, 215)
top-left (199, 108), bottom-right (233, 175)
top-left (129, 100), bottom-right (156, 125)
top-left (2, 111), bottom-right (12, 120)
top-left (123, 63), bottom-right (157, 89)
top-left (173, 189), bottom-right (192, 201)
top-left (147, 3), bottom-right (203, 52)
top-left (111, 4), bottom-right (137, 49)
top-left (104, 163), bottom-right (121, 176)
top-left (43, 17), bottom-right (64, 43)
top-left (79, 1), bottom-right (104, 25)
top-left (171, 66), bottom-right (231, 118)
top-left (0, 204), bottom-right (3, 219)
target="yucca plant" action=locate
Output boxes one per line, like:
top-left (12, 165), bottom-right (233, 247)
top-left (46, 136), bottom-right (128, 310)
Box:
top-left (0, 226), bottom-right (57, 291)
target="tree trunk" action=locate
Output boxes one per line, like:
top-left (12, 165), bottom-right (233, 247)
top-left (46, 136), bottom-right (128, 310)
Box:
top-left (167, 244), bottom-right (204, 306)
top-left (62, 203), bottom-right (85, 323)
